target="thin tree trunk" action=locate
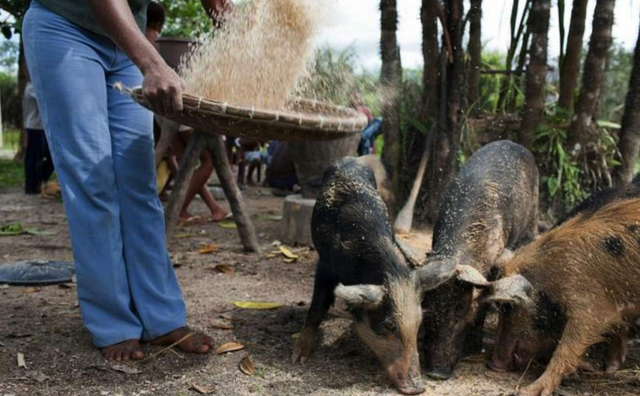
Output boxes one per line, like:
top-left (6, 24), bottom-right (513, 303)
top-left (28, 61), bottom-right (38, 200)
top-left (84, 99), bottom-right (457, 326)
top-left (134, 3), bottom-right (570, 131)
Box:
top-left (567, 0), bottom-right (616, 152)
top-left (422, 0), bottom-right (439, 120)
top-left (467, 0), bottom-right (482, 111)
top-left (613, 18), bottom-right (640, 186)
top-left (518, 0), bottom-right (551, 151)
top-left (380, 0), bottom-right (402, 179)
top-left (558, 0), bottom-right (589, 112)
top-left (423, 0), bottom-right (464, 224)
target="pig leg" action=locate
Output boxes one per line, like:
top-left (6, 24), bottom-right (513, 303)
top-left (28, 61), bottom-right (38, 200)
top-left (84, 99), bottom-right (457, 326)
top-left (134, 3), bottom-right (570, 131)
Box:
top-left (292, 270), bottom-right (336, 364)
top-left (516, 316), bottom-right (613, 396)
top-left (605, 327), bottom-right (627, 373)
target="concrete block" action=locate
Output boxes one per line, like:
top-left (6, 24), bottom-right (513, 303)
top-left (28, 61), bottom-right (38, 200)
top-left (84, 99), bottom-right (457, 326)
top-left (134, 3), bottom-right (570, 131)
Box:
top-left (281, 194), bottom-right (315, 247)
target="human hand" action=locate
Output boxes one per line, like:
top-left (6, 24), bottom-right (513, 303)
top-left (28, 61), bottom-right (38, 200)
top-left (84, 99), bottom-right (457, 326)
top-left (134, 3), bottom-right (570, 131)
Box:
top-left (142, 63), bottom-right (184, 116)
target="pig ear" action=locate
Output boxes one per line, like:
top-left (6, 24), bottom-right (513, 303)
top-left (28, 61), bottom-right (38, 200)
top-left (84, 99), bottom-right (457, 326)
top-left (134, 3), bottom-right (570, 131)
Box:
top-left (455, 265), bottom-right (491, 288)
top-left (334, 284), bottom-right (385, 307)
top-left (416, 259), bottom-right (458, 291)
top-left (483, 275), bottom-right (533, 306)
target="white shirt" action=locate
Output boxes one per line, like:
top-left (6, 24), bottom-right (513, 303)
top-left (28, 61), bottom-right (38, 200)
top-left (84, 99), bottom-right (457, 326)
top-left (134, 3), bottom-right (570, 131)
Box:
top-left (23, 82), bottom-right (43, 130)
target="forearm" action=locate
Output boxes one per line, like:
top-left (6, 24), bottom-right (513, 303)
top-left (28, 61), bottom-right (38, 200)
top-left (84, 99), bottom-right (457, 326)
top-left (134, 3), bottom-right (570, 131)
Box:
top-left (86, 0), bottom-right (165, 75)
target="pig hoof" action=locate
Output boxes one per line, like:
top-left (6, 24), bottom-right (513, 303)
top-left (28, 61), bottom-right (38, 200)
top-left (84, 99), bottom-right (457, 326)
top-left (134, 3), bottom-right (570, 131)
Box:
top-left (291, 334), bottom-right (315, 364)
top-left (513, 381), bottom-right (553, 396)
top-left (426, 369), bottom-right (453, 381)
top-left (397, 384), bottom-right (426, 395)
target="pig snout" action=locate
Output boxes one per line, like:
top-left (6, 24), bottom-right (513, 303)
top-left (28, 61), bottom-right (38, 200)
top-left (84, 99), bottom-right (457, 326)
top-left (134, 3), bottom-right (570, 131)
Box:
top-left (488, 340), bottom-right (533, 373)
top-left (385, 352), bottom-right (425, 395)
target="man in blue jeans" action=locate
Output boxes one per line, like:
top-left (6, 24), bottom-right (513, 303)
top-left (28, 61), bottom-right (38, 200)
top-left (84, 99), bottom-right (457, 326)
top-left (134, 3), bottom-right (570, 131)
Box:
top-left (22, 0), bottom-right (231, 361)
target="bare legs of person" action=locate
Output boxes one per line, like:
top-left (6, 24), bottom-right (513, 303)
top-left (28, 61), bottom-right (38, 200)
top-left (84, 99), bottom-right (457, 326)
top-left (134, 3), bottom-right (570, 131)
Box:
top-left (171, 132), bottom-right (229, 223)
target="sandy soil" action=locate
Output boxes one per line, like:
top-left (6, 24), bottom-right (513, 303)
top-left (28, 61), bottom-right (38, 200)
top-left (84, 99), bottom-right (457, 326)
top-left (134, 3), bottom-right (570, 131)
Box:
top-left (0, 185), bottom-right (639, 396)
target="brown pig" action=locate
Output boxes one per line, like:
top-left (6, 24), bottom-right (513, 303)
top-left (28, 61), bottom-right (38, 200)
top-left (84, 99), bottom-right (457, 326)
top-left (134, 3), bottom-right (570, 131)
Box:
top-left (483, 198), bottom-right (640, 396)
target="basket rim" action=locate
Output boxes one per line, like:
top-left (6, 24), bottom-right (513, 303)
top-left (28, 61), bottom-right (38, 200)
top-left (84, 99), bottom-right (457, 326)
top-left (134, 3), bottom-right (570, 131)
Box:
top-left (128, 88), bottom-right (368, 133)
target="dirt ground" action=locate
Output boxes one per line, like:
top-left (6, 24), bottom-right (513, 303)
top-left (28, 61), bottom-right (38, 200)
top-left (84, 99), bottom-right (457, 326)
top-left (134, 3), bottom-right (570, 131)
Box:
top-left (1, 183), bottom-right (639, 396)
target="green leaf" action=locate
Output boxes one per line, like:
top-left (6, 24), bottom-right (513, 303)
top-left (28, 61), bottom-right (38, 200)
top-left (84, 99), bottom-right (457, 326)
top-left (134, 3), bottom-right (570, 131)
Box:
top-left (596, 120), bottom-right (621, 129)
top-left (0, 222), bottom-right (23, 236)
top-left (25, 228), bottom-right (55, 236)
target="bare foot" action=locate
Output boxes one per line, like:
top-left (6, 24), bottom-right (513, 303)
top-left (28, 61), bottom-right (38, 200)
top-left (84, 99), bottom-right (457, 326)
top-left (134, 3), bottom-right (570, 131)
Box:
top-left (102, 339), bottom-right (144, 361)
top-left (210, 211), bottom-right (231, 223)
top-left (150, 327), bottom-right (214, 354)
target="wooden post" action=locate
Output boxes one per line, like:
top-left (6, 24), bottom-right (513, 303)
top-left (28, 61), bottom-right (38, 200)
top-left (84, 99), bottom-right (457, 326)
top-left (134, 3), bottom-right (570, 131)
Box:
top-left (164, 132), bottom-right (204, 238)
top-left (204, 133), bottom-right (262, 254)
top-left (154, 116), bottom-right (181, 167)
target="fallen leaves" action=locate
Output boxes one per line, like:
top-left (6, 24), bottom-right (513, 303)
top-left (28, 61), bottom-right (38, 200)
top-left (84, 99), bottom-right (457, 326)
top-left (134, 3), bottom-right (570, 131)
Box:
top-left (233, 301), bottom-right (283, 310)
top-left (197, 244), bottom-right (220, 254)
top-left (0, 222), bottom-right (54, 237)
top-left (264, 245), bottom-right (310, 263)
top-left (210, 322), bottom-right (233, 330)
top-left (218, 220), bottom-right (237, 229)
top-left (215, 341), bottom-right (245, 355)
top-left (239, 355), bottom-right (255, 376)
top-left (17, 352), bottom-right (26, 368)
top-left (279, 246), bottom-right (299, 260)
top-left (213, 264), bottom-right (234, 274)
top-left (27, 370), bottom-right (49, 383)
top-left (109, 363), bottom-right (142, 375)
top-left (191, 383), bottom-right (215, 395)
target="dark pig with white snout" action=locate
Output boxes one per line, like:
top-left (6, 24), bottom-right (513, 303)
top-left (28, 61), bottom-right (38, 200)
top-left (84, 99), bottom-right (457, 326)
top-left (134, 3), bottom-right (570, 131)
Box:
top-left (292, 157), bottom-right (430, 395)
top-left (483, 198), bottom-right (640, 396)
top-left (416, 140), bottom-right (539, 380)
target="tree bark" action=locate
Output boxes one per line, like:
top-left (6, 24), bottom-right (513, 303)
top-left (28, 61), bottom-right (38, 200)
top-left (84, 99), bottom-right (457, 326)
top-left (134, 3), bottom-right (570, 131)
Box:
top-left (518, 0), bottom-right (551, 151)
top-left (380, 0), bottom-right (402, 179)
top-left (613, 19), bottom-right (640, 186)
top-left (557, 0), bottom-right (589, 113)
top-left (567, 0), bottom-right (616, 152)
top-left (466, 0), bottom-right (482, 111)
top-left (423, 0), bottom-right (464, 224)
top-left (421, 0), bottom-right (439, 120)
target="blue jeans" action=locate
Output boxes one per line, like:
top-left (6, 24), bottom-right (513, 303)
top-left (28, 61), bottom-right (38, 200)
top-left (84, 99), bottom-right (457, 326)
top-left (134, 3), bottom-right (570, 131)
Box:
top-left (23, 1), bottom-right (186, 347)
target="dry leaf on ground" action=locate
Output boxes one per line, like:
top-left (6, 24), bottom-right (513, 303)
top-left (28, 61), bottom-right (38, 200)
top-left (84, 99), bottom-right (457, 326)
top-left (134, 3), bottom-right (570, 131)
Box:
top-left (27, 371), bottom-right (49, 383)
top-left (17, 352), bottom-right (26, 368)
top-left (210, 322), bottom-right (233, 330)
top-left (215, 342), bottom-right (245, 355)
top-left (213, 264), bottom-right (234, 274)
top-left (109, 363), bottom-right (141, 375)
top-left (191, 383), bottom-right (215, 395)
top-left (233, 302), bottom-right (283, 310)
top-left (239, 355), bottom-right (255, 376)
top-left (197, 244), bottom-right (220, 254)
top-left (279, 246), bottom-right (299, 260)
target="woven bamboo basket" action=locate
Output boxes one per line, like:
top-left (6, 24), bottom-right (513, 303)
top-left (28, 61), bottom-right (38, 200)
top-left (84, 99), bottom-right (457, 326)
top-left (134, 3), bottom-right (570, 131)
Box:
top-left (118, 86), bottom-right (368, 142)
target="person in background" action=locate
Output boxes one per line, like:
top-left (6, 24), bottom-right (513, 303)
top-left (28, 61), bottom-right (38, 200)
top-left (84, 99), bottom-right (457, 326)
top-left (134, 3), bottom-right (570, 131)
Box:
top-left (145, 2), bottom-right (230, 224)
top-left (266, 141), bottom-right (298, 196)
top-left (23, 81), bottom-right (55, 195)
top-left (22, 0), bottom-right (232, 361)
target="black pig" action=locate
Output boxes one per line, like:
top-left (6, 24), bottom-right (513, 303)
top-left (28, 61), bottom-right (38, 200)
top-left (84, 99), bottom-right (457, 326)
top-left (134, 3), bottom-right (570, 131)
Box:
top-left (292, 157), bottom-right (428, 395)
top-left (417, 140), bottom-right (539, 380)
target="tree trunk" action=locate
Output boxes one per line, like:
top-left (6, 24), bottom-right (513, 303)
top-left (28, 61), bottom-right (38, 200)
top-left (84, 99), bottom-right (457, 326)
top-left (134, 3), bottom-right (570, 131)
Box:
top-left (466, 0), bottom-right (482, 111)
top-left (423, 0), bottom-right (464, 224)
top-left (613, 18), bottom-right (640, 186)
top-left (567, 0), bottom-right (616, 152)
top-left (380, 0), bottom-right (402, 180)
top-left (557, 0), bottom-right (589, 113)
top-left (518, 0), bottom-right (551, 151)
top-left (421, 0), bottom-right (439, 120)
